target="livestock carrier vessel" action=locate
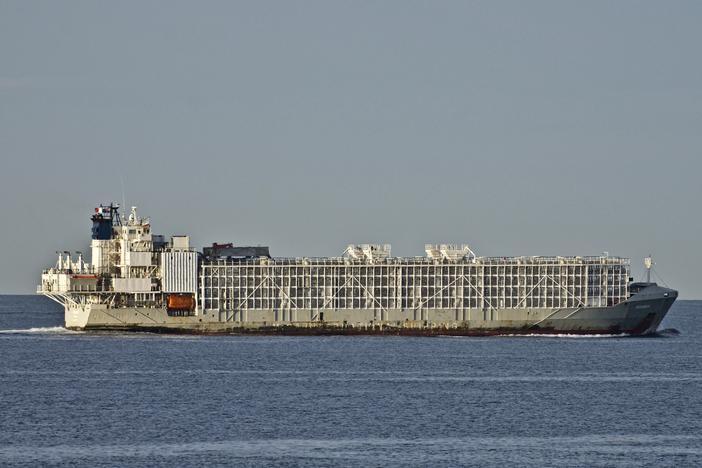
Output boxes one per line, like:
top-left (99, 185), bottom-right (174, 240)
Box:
top-left (38, 204), bottom-right (677, 335)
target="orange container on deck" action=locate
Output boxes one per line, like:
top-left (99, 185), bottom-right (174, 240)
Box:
top-left (167, 294), bottom-right (195, 311)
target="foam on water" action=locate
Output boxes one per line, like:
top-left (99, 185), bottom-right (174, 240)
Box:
top-left (498, 333), bottom-right (631, 338)
top-left (0, 326), bottom-right (78, 334)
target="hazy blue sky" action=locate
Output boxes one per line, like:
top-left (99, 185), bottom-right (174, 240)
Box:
top-left (1, 1), bottom-right (701, 297)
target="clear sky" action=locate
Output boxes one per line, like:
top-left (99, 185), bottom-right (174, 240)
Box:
top-left (1, 1), bottom-right (700, 297)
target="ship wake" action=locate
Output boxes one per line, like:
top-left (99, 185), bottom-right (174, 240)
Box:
top-left (497, 333), bottom-right (631, 339)
top-left (651, 328), bottom-right (681, 337)
top-left (0, 326), bottom-right (80, 334)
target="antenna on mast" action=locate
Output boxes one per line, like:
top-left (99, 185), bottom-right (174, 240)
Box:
top-left (120, 176), bottom-right (126, 223)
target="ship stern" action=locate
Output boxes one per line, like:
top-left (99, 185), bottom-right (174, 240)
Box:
top-left (65, 302), bottom-right (92, 330)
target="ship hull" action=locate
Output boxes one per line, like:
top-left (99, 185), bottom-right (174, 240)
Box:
top-left (65, 285), bottom-right (677, 336)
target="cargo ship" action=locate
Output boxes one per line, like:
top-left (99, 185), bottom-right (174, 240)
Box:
top-left (38, 204), bottom-right (677, 335)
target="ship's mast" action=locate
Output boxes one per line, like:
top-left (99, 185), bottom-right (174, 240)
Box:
top-left (644, 255), bottom-right (653, 283)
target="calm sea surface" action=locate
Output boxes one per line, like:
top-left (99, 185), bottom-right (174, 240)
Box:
top-left (1, 296), bottom-right (701, 467)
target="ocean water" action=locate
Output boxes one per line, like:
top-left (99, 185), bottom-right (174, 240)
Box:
top-left (1, 296), bottom-right (701, 467)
